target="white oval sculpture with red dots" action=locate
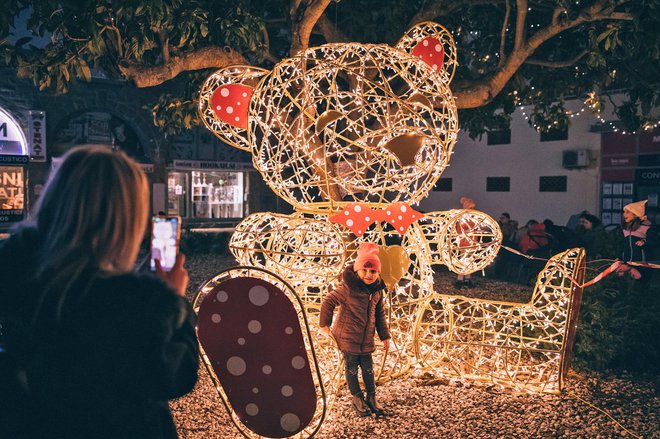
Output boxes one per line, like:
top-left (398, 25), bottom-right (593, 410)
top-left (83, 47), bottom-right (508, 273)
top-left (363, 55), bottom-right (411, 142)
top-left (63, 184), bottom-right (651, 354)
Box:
top-left (197, 277), bottom-right (317, 437)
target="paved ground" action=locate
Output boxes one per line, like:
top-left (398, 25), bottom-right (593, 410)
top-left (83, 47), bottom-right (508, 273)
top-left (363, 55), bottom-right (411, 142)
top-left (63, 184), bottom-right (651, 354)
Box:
top-left (171, 253), bottom-right (659, 438)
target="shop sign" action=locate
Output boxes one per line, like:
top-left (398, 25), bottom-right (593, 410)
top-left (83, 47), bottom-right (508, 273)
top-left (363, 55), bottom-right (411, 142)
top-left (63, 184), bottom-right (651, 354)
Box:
top-left (639, 127), bottom-right (660, 153)
top-left (0, 107), bottom-right (28, 156)
top-left (638, 154), bottom-right (660, 167)
top-left (172, 160), bottom-right (253, 171)
top-left (0, 155), bottom-right (28, 164)
top-left (0, 165), bottom-right (25, 223)
top-left (603, 155), bottom-right (636, 167)
top-left (28, 110), bottom-right (46, 162)
top-left (636, 168), bottom-right (660, 185)
top-left (139, 164), bottom-right (154, 173)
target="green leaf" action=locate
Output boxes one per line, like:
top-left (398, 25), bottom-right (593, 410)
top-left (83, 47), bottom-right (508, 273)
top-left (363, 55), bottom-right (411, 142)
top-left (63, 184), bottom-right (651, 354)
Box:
top-left (79, 61), bottom-right (91, 82)
top-left (14, 36), bottom-right (32, 47)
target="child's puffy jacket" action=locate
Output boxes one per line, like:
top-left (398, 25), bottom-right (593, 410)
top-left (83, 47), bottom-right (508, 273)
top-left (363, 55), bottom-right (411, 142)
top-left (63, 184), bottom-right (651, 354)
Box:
top-left (320, 268), bottom-right (390, 354)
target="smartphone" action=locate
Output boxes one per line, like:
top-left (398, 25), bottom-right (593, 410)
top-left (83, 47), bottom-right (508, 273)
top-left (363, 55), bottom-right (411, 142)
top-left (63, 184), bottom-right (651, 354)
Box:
top-left (150, 216), bottom-right (181, 272)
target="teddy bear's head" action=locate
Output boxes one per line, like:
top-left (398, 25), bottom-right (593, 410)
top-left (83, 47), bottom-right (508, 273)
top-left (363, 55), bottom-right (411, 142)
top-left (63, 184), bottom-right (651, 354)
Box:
top-left (200, 22), bottom-right (458, 213)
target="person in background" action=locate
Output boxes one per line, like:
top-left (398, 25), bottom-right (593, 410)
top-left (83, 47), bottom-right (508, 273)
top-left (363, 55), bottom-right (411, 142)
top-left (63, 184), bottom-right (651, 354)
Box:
top-left (566, 209), bottom-right (590, 231)
top-left (576, 213), bottom-right (609, 260)
top-left (493, 212), bottom-right (518, 279)
top-left (518, 220), bottom-right (549, 255)
top-left (0, 145), bottom-right (198, 439)
top-left (618, 200), bottom-right (655, 281)
top-left (455, 196), bottom-right (476, 287)
top-left (498, 212), bottom-right (518, 244)
top-left (319, 243), bottom-right (391, 418)
top-left (543, 219), bottom-right (581, 252)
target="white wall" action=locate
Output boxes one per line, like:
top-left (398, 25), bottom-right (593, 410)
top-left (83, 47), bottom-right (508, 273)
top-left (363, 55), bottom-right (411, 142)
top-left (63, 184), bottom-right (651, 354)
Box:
top-left (419, 100), bottom-right (603, 226)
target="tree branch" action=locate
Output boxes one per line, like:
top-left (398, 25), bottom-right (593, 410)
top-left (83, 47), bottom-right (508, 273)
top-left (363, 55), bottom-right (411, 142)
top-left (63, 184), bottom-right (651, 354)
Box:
top-left (453, 0), bottom-right (633, 109)
top-left (408, 0), bottom-right (497, 26)
top-left (290, 0), bottom-right (333, 55)
top-left (551, 5), bottom-right (565, 25)
top-left (316, 13), bottom-right (350, 43)
top-left (118, 46), bottom-right (248, 88)
top-left (514, 0), bottom-right (527, 50)
top-left (260, 26), bottom-right (280, 64)
top-left (158, 30), bottom-right (170, 63)
top-left (525, 50), bottom-right (588, 68)
top-left (498, 0), bottom-right (511, 68)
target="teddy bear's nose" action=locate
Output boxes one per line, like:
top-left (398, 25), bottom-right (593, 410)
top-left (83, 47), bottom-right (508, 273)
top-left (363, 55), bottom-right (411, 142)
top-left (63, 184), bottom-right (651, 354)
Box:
top-left (382, 133), bottom-right (425, 167)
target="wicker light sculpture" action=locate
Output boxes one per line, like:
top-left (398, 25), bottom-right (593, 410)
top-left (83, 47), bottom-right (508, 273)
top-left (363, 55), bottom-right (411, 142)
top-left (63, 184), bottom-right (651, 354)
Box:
top-left (193, 267), bottom-right (337, 438)
top-left (199, 22), bottom-right (581, 424)
top-left (229, 212), bottom-right (346, 304)
top-left (247, 42), bottom-right (457, 212)
top-left (199, 65), bottom-right (268, 151)
top-left (413, 248), bottom-right (586, 394)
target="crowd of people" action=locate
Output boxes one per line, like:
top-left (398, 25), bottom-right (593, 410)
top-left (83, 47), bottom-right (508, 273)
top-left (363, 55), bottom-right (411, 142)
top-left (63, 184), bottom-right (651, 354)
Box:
top-left (490, 201), bottom-right (658, 284)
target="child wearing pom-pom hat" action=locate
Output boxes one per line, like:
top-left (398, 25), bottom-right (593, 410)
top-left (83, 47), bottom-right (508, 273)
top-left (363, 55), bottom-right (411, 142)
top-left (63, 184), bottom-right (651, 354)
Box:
top-left (319, 242), bottom-right (391, 417)
top-left (618, 199), bottom-right (655, 281)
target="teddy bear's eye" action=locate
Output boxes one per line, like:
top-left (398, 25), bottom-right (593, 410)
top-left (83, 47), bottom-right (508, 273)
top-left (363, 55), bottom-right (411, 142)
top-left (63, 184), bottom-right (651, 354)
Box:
top-left (315, 91), bottom-right (433, 137)
top-left (407, 93), bottom-right (433, 111)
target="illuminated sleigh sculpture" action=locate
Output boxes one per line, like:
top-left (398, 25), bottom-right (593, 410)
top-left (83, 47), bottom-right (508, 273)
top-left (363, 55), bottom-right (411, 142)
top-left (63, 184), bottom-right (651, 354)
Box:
top-left (197, 21), bottom-right (584, 417)
top-left (414, 248), bottom-right (586, 394)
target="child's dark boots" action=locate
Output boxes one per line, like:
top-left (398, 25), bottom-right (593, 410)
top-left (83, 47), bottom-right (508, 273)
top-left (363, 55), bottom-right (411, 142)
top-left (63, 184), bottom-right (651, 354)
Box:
top-left (365, 392), bottom-right (385, 416)
top-left (351, 393), bottom-right (371, 417)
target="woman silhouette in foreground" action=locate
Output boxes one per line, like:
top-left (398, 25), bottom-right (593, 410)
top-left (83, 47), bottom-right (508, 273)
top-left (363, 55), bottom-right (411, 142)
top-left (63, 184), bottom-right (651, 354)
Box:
top-left (0, 145), bottom-right (198, 438)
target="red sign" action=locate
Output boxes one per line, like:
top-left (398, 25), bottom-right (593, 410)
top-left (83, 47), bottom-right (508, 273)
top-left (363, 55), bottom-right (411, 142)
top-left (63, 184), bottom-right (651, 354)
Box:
top-left (639, 127), bottom-right (660, 153)
top-left (602, 169), bottom-right (635, 181)
top-left (602, 155), bottom-right (637, 167)
top-left (601, 132), bottom-right (635, 154)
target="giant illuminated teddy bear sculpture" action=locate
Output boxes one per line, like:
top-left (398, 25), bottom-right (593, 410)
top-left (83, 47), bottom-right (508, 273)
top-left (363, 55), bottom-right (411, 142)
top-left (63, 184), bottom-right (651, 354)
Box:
top-left (197, 22), bottom-right (585, 416)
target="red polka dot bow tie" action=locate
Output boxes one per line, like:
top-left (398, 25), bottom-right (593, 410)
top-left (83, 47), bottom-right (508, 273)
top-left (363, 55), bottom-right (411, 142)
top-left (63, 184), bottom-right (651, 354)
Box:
top-left (329, 202), bottom-right (424, 237)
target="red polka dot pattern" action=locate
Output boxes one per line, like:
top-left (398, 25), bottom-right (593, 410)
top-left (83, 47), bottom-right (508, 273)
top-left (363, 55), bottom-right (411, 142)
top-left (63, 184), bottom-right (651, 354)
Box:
top-left (379, 201), bottom-right (424, 235)
top-left (211, 84), bottom-right (253, 129)
top-left (411, 36), bottom-right (445, 72)
top-left (329, 202), bottom-right (424, 237)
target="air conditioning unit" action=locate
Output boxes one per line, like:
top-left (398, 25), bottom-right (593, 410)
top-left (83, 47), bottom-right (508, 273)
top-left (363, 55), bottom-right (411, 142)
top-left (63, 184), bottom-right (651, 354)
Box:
top-left (562, 149), bottom-right (589, 168)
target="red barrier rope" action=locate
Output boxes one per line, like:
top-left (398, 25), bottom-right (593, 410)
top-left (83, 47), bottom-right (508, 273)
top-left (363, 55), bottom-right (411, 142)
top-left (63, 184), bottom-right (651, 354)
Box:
top-left (500, 245), bottom-right (660, 288)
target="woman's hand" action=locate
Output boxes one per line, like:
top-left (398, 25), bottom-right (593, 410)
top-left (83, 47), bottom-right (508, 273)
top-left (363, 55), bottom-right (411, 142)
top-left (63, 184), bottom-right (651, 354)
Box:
top-left (318, 326), bottom-right (331, 338)
top-left (382, 338), bottom-right (391, 351)
top-left (155, 253), bottom-right (189, 296)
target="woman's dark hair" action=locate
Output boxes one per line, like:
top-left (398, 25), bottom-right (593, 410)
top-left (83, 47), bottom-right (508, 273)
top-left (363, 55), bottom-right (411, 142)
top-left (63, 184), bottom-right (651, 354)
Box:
top-left (579, 213), bottom-right (601, 227)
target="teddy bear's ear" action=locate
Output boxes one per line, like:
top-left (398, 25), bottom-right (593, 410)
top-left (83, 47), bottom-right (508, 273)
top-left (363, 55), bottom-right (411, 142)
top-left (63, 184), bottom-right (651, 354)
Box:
top-left (396, 21), bottom-right (457, 83)
top-left (198, 65), bottom-right (269, 151)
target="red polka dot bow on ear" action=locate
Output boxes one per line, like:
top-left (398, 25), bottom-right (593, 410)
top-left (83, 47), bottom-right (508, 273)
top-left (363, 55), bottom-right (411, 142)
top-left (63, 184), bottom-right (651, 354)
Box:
top-left (329, 202), bottom-right (424, 237)
top-left (211, 83), bottom-right (253, 129)
top-left (411, 37), bottom-right (444, 72)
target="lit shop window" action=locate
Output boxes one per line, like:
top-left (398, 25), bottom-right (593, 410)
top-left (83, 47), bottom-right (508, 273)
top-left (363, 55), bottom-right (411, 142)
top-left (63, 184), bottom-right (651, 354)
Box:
top-left (192, 171), bottom-right (244, 218)
top-left (0, 166), bottom-right (25, 223)
top-left (167, 172), bottom-right (188, 217)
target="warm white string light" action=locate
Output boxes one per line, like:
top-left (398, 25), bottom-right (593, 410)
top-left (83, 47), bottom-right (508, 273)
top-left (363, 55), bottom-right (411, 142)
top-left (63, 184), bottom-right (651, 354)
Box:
top-left (199, 22), bottom-right (590, 424)
top-left (516, 91), bottom-right (659, 135)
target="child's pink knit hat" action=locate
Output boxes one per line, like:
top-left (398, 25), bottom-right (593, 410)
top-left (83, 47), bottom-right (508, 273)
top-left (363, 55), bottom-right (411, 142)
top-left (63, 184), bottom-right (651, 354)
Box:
top-left (353, 243), bottom-right (381, 273)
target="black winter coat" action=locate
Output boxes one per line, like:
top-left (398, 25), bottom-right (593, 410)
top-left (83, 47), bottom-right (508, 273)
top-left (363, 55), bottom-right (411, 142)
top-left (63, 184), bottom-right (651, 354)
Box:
top-left (319, 268), bottom-right (390, 355)
top-left (0, 228), bottom-right (199, 439)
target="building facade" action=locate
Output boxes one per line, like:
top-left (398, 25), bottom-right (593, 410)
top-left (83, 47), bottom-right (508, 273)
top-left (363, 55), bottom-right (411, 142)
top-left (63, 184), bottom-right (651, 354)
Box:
top-left (419, 99), bottom-right (660, 227)
top-left (0, 68), bottom-right (277, 231)
top-left (1, 69), bottom-right (657, 231)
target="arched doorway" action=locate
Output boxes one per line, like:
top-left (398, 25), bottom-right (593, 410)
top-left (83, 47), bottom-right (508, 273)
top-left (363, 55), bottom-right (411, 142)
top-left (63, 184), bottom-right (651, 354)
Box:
top-left (52, 111), bottom-right (149, 162)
